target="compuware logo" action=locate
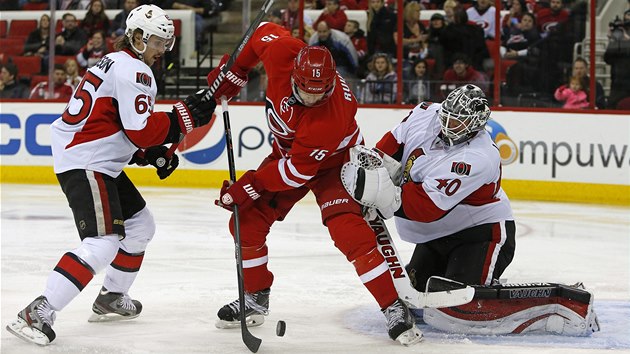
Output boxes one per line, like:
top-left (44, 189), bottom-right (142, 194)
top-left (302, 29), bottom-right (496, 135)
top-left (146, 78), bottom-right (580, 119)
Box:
top-left (486, 120), bottom-right (518, 165)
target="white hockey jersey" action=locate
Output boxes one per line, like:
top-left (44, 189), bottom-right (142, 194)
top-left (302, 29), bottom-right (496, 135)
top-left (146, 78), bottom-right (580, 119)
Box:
top-left (375, 102), bottom-right (513, 244)
top-left (51, 49), bottom-right (172, 177)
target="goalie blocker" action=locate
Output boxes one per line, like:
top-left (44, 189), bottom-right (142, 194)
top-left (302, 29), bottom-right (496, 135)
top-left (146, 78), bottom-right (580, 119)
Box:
top-left (423, 282), bottom-right (600, 336)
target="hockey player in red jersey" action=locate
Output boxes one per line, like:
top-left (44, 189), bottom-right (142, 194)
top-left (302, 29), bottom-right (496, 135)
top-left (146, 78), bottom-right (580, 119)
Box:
top-left (206, 22), bottom-right (422, 346)
top-left (6, 5), bottom-right (216, 346)
top-left (342, 84), bottom-right (600, 336)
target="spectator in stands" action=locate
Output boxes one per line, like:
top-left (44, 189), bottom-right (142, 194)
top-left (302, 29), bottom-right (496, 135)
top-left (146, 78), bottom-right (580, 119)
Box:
top-left (441, 53), bottom-right (488, 97)
top-left (554, 76), bottom-right (588, 109)
top-left (571, 57), bottom-right (605, 109)
top-left (59, 0), bottom-right (91, 10)
top-left (394, 1), bottom-right (427, 62)
top-left (77, 30), bottom-right (108, 69)
top-left (309, 21), bottom-right (359, 78)
top-left (29, 64), bottom-right (74, 100)
top-left (440, 7), bottom-right (489, 71)
top-left (501, 12), bottom-right (541, 59)
top-left (443, 0), bottom-right (458, 25)
top-left (344, 19), bottom-right (367, 61)
top-left (340, 0), bottom-right (368, 10)
top-left (24, 14), bottom-right (51, 57)
top-left (404, 58), bottom-right (431, 104)
top-left (81, 0), bottom-right (110, 35)
top-left (282, 0), bottom-right (314, 31)
top-left (56, 13), bottom-right (89, 56)
top-left (314, 0), bottom-right (348, 31)
top-left (268, 8), bottom-right (283, 25)
top-left (110, 0), bottom-right (139, 38)
top-left (536, 0), bottom-right (569, 38)
top-left (428, 12), bottom-right (446, 44)
top-left (366, 0), bottom-right (396, 58)
top-left (364, 53), bottom-right (397, 103)
top-left (466, 0), bottom-right (496, 39)
top-left (291, 25), bottom-right (315, 43)
top-left (501, 0), bottom-right (526, 39)
top-left (604, 9), bottom-right (630, 109)
top-left (427, 13), bottom-right (447, 77)
top-left (64, 58), bottom-right (82, 88)
top-left (172, 0), bottom-right (218, 50)
top-left (0, 63), bottom-right (29, 99)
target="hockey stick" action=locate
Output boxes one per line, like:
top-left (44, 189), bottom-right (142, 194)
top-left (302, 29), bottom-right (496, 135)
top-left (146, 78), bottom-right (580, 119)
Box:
top-left (164, 0), bottom-right (275, 160)
top-left (220, 98), bottom-right (261, 353)
top-left (202, 1), bottom-right (274, 352)
top-left (368, 216), bottom-right (475, 309)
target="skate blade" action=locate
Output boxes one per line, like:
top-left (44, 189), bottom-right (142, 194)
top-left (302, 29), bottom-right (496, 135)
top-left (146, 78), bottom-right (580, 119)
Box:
top-left (215, 314), bottom-right (265, 329)
top-left (395, 327), bottom-right (423, 346)
top-left (88, 312), bottom-right (140, 323)
top-left (6, 318), bottom-right (51, 346)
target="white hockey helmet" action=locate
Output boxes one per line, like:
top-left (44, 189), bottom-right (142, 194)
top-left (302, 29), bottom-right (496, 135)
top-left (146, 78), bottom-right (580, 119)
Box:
top-left (125, 4), bottom-right (175, 53)
top-left (438, 84), bottom-right (491, 145)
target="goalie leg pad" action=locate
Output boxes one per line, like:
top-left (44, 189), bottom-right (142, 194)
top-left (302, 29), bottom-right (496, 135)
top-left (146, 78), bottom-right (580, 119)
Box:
top-left (424, 282), bottom-right (600, 336)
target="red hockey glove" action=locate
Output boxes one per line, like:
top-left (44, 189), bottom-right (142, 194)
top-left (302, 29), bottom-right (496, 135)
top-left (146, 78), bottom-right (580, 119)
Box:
top-left (215, 170), bottom-right (263, 211)
top-left (206, 54), bottom-right (248, 101)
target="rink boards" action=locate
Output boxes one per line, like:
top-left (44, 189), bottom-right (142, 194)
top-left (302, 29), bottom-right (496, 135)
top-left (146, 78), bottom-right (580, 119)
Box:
top-left (1, 102), bottom-right (628, 205)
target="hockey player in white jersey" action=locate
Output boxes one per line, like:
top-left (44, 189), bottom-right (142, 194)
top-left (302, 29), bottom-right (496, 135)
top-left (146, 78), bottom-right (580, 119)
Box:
top-left (342, 84), bottom-right (599, 336)
top-left (6, 5), bottom-right (217, 346)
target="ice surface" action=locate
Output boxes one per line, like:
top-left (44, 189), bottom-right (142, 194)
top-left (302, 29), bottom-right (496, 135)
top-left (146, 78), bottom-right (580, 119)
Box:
top-left (1, 184), bottom-right (629, 353)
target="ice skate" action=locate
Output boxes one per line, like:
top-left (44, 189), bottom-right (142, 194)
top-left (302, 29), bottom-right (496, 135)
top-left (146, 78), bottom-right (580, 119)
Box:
top-left (88, 286), bottom-right (142, 322)
top-left (6, 296), bottom-right (56, 346)
top-left (382, 298), bottom-right (423, 346)
top-left (215, 288), bottom-right (270, 329)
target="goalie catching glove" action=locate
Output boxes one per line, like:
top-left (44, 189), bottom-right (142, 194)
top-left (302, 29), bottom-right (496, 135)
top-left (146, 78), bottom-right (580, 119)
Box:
top-left (165, 89), bottom-right (216, 144)
top-left (206, 54), bottom-right (248, 101)
top-left (130, 146), bottom-right (179, 179)
top-left (341, 161), bottom-right (401, 219)
top-left (215, 170), bottom-right (263, 211)
top-left (341, 145), bottom-right (403, 219)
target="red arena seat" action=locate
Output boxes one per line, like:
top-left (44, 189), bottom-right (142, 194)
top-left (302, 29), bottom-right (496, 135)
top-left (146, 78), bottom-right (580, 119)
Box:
top-left (0, 38), bottom-right (25, 57)
top-left (11, 56), bottom-right (42, 79)
top-left (8, 20), bottom-right (37, 40)
top-left (0, 20), bottom-right (8, 38)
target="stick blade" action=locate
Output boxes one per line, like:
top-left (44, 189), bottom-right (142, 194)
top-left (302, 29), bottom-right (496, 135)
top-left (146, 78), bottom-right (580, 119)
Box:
top-left (418, 286), bottom-right (475, 308)
top-left (241, 326), bottom-right (262, 353)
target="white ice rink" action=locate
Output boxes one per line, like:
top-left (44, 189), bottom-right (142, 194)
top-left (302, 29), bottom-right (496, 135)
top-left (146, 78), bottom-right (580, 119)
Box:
top-left (1, 184), bottom-right (629, 354)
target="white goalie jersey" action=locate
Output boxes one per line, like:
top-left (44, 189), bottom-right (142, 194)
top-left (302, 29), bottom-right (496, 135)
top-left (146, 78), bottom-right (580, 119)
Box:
top-left (51, 50), bottom-right (172, 177)
top-left (375, 102), bottom-right (513, 244)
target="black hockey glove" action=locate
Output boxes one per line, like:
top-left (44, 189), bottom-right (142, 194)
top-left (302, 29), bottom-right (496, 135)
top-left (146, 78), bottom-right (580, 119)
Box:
top-left (165, 89), bottom-right (217, 144)
top-left (130, 146), bottom-right (179, 180)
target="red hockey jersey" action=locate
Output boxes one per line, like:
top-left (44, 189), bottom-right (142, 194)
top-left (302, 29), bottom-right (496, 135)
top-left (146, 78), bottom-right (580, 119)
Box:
top-left (233, 22), bottom-right (362, 192)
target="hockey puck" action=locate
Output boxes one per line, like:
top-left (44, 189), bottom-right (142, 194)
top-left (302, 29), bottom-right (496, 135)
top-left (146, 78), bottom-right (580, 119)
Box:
top-left (276, 320), bottom-right (286, 337)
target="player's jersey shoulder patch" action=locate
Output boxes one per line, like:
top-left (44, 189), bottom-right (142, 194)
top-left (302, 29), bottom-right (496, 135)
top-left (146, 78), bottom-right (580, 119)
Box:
top-left (451, 161), bottom-right (472, 176)
top-left (135, 72), bottom-right (152, 87)
top-left (418, 101), bottom-right (434, 110)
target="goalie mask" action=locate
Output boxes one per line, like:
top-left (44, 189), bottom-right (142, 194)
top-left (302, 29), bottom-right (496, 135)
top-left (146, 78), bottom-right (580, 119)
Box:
top-left (438, 84), bottom-right (491, 146)
top-left (125, 5), bottom-right (175, 55)
top-left (291, 46), bottom-right (337, 107)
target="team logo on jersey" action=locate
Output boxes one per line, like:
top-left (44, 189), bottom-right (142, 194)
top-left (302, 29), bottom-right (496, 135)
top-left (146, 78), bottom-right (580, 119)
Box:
top-left (136, 72), bottom-right (152, 87)
top-left (402, 148), bottom-right (425, 183)
top-left (451, 161), bottom-right (471, 176)
top-left (266, 97), bottom-right (294, 138)
top-left (279, 96), bottom-right (295, 118)
top-left (485, 120), bottom-right (518, 165)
